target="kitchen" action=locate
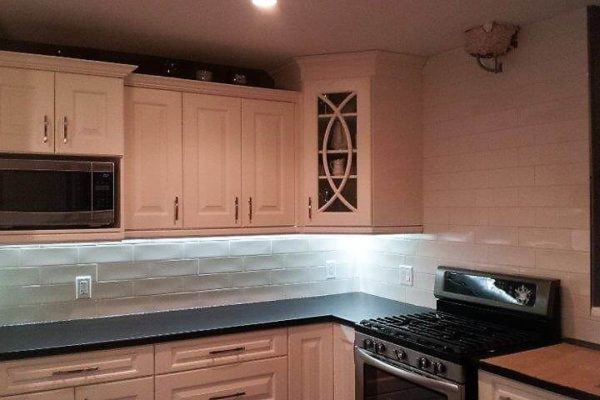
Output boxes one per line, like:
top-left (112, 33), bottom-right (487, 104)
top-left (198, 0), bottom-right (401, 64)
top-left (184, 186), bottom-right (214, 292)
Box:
top-left (0, 1), bottom-right (598, 399)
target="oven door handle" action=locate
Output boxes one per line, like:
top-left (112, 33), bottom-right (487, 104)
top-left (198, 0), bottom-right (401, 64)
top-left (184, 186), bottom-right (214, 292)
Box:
top-left (355, 347), bottom-right (463, 397)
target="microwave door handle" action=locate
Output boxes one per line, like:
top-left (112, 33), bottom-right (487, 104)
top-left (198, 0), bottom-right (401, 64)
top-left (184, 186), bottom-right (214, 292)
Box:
top-left (355, 347), bottom-right (463, 397)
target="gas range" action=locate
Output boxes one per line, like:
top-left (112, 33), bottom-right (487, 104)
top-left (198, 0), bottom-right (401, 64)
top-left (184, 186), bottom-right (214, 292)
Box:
top-left (354, 267), bottom-right (560, 400)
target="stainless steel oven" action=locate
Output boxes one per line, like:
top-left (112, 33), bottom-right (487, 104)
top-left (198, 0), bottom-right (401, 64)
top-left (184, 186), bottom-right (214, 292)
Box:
top-left (0, 157), bottom-right (117, 230)
top-left (355, 347), bottom-right (465, 400)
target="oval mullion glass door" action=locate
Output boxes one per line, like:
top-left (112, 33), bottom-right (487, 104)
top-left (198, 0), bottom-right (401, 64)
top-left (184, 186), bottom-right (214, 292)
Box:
top-left (317, 91), bottom-right (358, 214)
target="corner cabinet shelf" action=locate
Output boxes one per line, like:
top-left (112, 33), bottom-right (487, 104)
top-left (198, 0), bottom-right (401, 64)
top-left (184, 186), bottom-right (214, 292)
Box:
top-left (297, 51), bottom-right (425, 232)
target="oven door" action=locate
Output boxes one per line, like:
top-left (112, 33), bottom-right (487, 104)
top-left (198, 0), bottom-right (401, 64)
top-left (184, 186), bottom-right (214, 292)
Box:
top-left (355, 347), bottom-right (465, 400)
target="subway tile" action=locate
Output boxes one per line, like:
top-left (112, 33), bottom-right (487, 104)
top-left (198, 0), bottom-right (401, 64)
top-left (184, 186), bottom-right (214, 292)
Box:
top-left (39, 264), bottom-right (97, 284)
top-left (198, 257), bottom-right (243, 274)
top-left (95, 296), bottom-right (156, 317)
top-left (535, 207), bottom-right (589, 229)
top-left (488, 207), bottom-right (536, 227)
top-left (271, 267), bottom-right (326, 284)
top-left (281, 253), bottom-right (325, 268)
top-left (518, 185), bottom-right (585, 207)
top-left (183, 274), bottom-right (232, 291)
top-left (147, 259), bottom-right (198, 277)
top-left (518, 228), bottom-right (573, 250)
top-left (231, 271), bottom-right (271, 288)
top-left (243, 286), bottom-right (285, 303)
top-left (475, 227), bottom-right (518, 246)
top-left (0, 268), bottom-right (39, 286)
top-left (78, 245), bottom-right (133, 264)
top-left (272, 238), bottom-right (309, 254)
top-left (197, 289), bottom-right (243, 308)
top-left (243, 255), bottom-right (283, 271)
top-left (0, 305), bottom-right (41, 326)
top-left (518, 141), bottom-right (589, 166)
top-left (20, 247), bottom-right (78, 267)
top-left (487, 167), bottom-right (534, 188)
top-left (0, 284), bottom-right (74, 307)
top-left (134, 277), bottom-right (184, 296)
top-left (571, 230), bottom-right (590, 252)
top-left (93, 281), bottom-right (133, 300)
top-left (151, 292), bottom-right (201, 313)
top-left (98, 262), bottom-right (149, 281)
top-left (535, 249), bottom-right (589, 273)
top-left (448, 207), bottom-right (489, 226)
top-left (0, 249), bottom-right (20, 268)
top-left (487, 246), bottom-right (535, 267)
top-left (184, 241), bottom-right (229, 258)
top-left (133, 243), bottom-right (184, 261)
top-left (475, 188), bottom-right (518, 207)
top-left (229, 240), bottom-right (272, 256)
top-left (38, 300), bottom-right (96, 322)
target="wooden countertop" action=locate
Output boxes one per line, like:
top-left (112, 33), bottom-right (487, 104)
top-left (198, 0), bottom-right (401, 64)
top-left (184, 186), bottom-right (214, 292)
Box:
top-left (481, 343), bottom-right (600, 399)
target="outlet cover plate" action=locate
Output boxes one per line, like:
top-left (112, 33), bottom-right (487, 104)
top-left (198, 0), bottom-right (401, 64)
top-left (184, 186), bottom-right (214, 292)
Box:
top-left (399, 265), bottom-right (413, 286)
top-left (76, 275), bottom-right (92, 299)
top-left (326, 260), bottom-right (336, 280)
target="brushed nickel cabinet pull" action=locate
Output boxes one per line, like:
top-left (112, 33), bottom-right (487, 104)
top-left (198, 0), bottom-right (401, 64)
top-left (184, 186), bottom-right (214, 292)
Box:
top-left (209, 392), bottom-right (246, 400)
top-left (308, 197), bottom-right (312, 220)
top-left (209, 346), bottom-right (246, 355)
top-left (174, 196), bottom-right (179, 223)
top-left (235, 197), bottom-right (239, 223)
top-left (248, 197), bottom-right (253, 223)
top-left (499, 396), bottom-right (512, 400)
top-left (62, 116), bottom-right (68, 144)
top-left (43, 115), bottom-right (49, 143)
top-left (52, 366), bottom-right (99, 376)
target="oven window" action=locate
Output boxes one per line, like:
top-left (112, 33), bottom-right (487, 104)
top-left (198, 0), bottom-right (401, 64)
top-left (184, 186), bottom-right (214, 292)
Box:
top-left (0, 170), bottom-right (91, 212)
top-left (364, 364), bottom-right (447, 400)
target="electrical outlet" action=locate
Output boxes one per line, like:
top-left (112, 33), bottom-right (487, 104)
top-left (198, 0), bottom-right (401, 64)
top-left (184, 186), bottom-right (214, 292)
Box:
top-left (75, 276), bottom-right (92, 299)
top-left (399, 265), bottom-right (413, 286)
top-left (326, 260), bottom-right (336, 280)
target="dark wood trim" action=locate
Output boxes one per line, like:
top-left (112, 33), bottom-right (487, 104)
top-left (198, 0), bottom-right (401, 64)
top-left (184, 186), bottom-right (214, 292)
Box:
top-left (590, 6), bottom-right (600, 307)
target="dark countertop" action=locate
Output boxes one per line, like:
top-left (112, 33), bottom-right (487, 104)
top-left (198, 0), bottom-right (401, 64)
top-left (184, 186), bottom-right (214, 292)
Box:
top-left (0, 292), bottom-right (429, 361)
top-left (479, 342), bottom-right (600, 400)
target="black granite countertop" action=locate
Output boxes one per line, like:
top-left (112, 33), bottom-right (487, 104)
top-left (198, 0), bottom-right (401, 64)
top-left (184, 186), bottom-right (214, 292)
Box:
top-left (0, 292), bottom-right (429, 361)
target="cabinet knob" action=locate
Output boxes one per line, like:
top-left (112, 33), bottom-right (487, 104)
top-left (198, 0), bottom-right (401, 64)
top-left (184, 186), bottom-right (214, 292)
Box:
top-left (63, 116), bottom-right (68, 144)
top-left (43, 115), bottom-right (49, 143)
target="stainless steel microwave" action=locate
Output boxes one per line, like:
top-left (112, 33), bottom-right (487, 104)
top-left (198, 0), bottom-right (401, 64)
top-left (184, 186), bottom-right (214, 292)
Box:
top-left (0, 158), bottom-right (117, 230)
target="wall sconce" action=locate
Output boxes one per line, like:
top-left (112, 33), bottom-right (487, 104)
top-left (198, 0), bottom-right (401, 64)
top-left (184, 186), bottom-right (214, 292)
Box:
top-left (465, 22), bottom-right (519, 73)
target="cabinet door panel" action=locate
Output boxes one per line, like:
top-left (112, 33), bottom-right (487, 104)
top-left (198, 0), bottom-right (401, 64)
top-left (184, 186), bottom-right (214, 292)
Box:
top-left (183, 94), bottom-right (241, 228)
top-left (125, 87), bottom-right (183, 230)
top-left (55, 73), bottom-right (124, 156)
top-left (288, 323), bottom-right (333, 400)
top-left (1, 388), bottom-right (74, 400)
top-left (75, 377), bottom-right (153, 400)
top-left (242, 99), bottom-right (295, 227)
top-left (333, 324), bottom-right (355, 400)
top-left (0, 68), bottom-right (54, 154)
top-left (155, 357), bottom-right (287, 400)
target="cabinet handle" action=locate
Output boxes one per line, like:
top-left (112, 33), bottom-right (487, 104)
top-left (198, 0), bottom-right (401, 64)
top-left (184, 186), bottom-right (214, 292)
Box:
top-left (499, 397), bottom-right (512, 400)
top-left (234, 197), bottom-right (239, 223)
top-left (248, 197), bottom-right (253, 223)
top-left (43, 115), bottom-right (49, 143)
top-left (308, 197), bottom-right (312, 220)
top-left (52, 366), bottom-right (99, 376)
top-left (209, 346), bottom-right (246, 355)
top-left (174, 196), bottom-right (179, 224)
top-left (209, 393), bottom-right (246, 400)
top-left (62, 116), bottom-right (68, 144)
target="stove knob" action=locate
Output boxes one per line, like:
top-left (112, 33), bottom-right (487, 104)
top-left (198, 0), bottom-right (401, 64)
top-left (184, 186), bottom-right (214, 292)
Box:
top-left (375, 343), bottom-right (386, 354)
top-left (394, 349), bottom-right (407, 360)
top-left (418, 357), bottom-right (431, 369)
top-left (363, 339), bottom-right (374, 349)
top-left (433, 362), bottom-right (446, 374)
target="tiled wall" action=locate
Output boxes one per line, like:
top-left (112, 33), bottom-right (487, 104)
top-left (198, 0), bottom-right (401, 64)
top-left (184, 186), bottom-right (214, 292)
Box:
top-left (0, 236), bottom-right (357, 325)
top-left (361, 8), bottom-right (600, 343)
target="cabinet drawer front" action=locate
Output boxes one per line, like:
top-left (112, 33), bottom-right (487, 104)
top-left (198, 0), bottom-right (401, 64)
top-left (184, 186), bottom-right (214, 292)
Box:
top-left (155, 356), bottom-right (287, 400)
top-left (0, 346), bottom-right (154, 396)
top-left (1, 388), bottom-right (74, 400)
top-left (75, 376), bottom-right (154, 400)
top-left (155, 328), bottom-right (287, 374)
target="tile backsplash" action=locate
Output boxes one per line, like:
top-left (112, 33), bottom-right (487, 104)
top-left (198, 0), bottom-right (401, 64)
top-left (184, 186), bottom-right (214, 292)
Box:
top-left (0, 236), bottom-right (358, 325)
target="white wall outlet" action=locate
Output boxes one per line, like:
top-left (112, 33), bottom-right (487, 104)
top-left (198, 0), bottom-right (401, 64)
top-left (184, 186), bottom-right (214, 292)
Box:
top-left (75, 275), bottom-right (92, 299)
top-left (326, 260), bottom-right (336, 280)
top-left (399, 265), bottom-right (413, 286)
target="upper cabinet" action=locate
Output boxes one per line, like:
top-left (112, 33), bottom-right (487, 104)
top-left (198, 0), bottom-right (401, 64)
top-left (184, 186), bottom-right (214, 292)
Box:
top-left (0, 51), bottom-right (136, 156)
top-left (274, 51), bottom-right (425, 233)
top-left (124, 75), bottom-right (298, 236)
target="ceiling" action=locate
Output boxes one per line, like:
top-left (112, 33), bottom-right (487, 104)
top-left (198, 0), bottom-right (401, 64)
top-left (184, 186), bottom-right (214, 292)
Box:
top-left (0, 0), bottom-right (598, 71)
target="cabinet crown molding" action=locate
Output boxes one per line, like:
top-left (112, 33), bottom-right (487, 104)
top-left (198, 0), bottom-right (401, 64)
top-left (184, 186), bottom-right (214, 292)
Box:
top-left (125, 73), bottom-right (299, 103)
top-left (0, 50), bottom-right (137, 78)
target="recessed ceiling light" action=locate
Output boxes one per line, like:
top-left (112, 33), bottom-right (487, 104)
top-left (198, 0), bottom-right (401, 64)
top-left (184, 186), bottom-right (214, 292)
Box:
top-left (252, 0), bottom-right (277, 9)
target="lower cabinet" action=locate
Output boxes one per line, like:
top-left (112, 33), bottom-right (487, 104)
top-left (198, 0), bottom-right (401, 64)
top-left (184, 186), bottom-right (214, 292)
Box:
top-left (479, 371), bottom-right (574, 400)
top-left (155, 357), bottom-right (288, 400)
top-left (2, 389), bottom-right (74, 400)
top-left (333, 325), bottom-right (355, 400)
top-left (75, 377), bottom-right (154, 400)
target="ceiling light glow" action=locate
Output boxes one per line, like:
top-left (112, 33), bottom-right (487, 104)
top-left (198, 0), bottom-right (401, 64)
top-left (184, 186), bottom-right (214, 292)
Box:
top-left (252, 0), bottom-right (277, 8)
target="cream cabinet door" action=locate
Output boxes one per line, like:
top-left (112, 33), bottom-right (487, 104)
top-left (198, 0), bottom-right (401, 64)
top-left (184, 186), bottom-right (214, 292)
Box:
top-left (333, 324), bottom-right (355, 400)
top-left (1, 388), bottom-right (74, 400)
top-left (75, 377), bottom-right (153, 400)
top-left (183, 93), bottom-right (242, 228)
top-left (0, 67), bottom-right (54, 154)
top-left (125, 87), bottom-right (183, 230)
top-left (155, 357), bottom-right (288, 400)
top-left (288, 323), bottom-right (333, 400)
top-left (241, 99), bottom-right (295, 227)
top-left (55, 73), bottom-right (124, 156)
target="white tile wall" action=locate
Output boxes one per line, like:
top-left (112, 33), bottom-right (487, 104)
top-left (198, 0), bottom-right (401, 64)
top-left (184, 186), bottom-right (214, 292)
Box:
top-left (361, 7), bottom-right (600, 344)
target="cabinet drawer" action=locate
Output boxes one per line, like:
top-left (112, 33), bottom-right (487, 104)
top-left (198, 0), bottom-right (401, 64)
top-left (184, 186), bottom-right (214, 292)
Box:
top-left (1, 388), bottom-right (74, 400)
top-left (479, 372), bottom-right (573, 400)
top-left (155, 328), bottom-right (287, 374)
top-left (155, 356), bottom-right (287, 400)
top-left (0, 346), bottom-right (154, 396)
top-left (75, 376), bottom-right (153, 400)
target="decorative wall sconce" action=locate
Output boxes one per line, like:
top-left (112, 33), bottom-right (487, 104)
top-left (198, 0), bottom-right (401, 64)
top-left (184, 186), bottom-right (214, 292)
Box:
top-left (464, 22), bottom-right (519, 73)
